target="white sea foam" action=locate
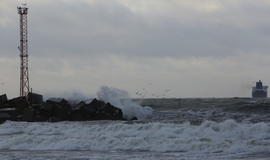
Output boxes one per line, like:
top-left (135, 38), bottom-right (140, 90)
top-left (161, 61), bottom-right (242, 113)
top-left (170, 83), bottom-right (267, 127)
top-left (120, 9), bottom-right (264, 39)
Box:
top-left (97, 86), bottom-right (153, 120)
top-left (0, 120), bottom-right (269, 155)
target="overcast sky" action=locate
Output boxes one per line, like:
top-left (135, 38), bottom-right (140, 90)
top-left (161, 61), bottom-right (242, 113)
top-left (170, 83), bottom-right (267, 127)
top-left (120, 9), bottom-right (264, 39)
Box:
top-left (1, 0), bottom-right (270, 99)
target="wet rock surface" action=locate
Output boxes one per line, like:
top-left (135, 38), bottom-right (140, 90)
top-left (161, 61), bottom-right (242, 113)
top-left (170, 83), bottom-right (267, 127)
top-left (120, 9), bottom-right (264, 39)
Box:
top-left (0, 93), bottom-right (126, 123)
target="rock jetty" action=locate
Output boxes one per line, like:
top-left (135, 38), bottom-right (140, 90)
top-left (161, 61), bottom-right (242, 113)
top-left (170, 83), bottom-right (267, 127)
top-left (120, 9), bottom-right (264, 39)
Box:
top-left (0, 93), bottom-right (126, 123)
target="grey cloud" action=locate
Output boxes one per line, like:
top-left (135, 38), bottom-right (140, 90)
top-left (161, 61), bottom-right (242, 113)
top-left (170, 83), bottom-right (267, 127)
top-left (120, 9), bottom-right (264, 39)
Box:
top-left (2, 0), bottom-right (270, 60)
top-left (26, 1), bottom-right (270, 60)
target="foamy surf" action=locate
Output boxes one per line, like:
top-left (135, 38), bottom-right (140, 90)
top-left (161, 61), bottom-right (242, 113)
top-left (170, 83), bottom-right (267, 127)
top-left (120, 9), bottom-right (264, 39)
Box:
top-left (1, 97), bottom-right (270, 160)
top-left (97, 86), bottom-right (153, 120)
top-left (0, 120), bottom-right (269, 155)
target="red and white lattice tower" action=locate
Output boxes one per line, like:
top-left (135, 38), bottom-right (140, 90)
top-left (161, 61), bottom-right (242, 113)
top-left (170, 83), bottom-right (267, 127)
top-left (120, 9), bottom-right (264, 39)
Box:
top-left (17, 4), bottom-right (29, 98)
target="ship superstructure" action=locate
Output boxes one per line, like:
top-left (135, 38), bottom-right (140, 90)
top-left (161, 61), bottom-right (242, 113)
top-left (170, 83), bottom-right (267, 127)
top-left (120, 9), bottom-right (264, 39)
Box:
top-left (252, 80), bottom-right (268, 98)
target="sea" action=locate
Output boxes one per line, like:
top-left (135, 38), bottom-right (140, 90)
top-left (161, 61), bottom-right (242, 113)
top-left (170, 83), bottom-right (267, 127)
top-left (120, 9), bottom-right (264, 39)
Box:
top-left (1, 96), bottom-right (270, 160)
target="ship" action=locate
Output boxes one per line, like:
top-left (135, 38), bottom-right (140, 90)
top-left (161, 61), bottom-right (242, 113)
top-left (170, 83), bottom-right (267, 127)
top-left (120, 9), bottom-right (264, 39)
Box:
top-left (252, 80), bottom-right (268, 98)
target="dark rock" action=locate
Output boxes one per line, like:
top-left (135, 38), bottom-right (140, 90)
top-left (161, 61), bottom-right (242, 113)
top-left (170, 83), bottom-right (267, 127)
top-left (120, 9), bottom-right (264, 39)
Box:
top-left (0, 94), bottom-right (127, 122)
top-left (31, 104), bottom-right (41, 110)
top-left (0, 108), bottom-right (20, 121)
top-left (39, 103), bottom-right (54, 117)
top-left (74, 101), bottom-right (86, 110)
top-left (16, 100), bottom-right (29, 113)
top-left (0, 94), bottom-right (8, 107)
top-left (88, 111), bottom-right (113, 120)
top-left (22, 108), bottom-right (35, 122)
top-left (46, 98), bottom-right (72, 110)
top-left (33, 115), bottom-right (49, 122)
top-left (52, 106), bottom-right (70, 120)
top-left (41, 102), bottom-right (54, 111)
top-left (100, 103), bottom-right (124, 120)
top-left (73, 101), bottom-right (88, 118)
top-left (73, 99), bottom-right (103, 119)
top-left (10, 96), bottom-right (27, 103)
top-left (84, 104), bottom-right (98, 117)
top-left (49, 117), bottom-right (63, 122)
top-left (4, 101), bottom-right (16, 109)
top-left (71, 110), bottom-right (86, 121)
top-left (17, 115), bottom-right (23, 121)
top-left (88, 98), bottom-right (105, 110)
top-left (28, 92), bottom-right (43, 104)
top-left (0, 119), bottom-right (7, 124)
top-left (130, 117), bottom-right (138, 120)
top-left (0, 113), bottom-right (11, 121)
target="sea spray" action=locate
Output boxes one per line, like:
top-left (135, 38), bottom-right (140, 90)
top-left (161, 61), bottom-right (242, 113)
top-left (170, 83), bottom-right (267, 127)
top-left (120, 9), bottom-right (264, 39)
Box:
top-left (44, 90), bottom-right (90, 104)
top-left (97, 86), bottom-right (153, 120)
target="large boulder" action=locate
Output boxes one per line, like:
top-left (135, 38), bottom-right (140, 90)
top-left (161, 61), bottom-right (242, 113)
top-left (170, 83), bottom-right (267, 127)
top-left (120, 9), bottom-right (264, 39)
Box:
top-left (71, 99), bottom-right (125, 121)
top-left (46, 98), bottom-right (72, 110)
top-left (0, 94), bottom-right (8, 107)
top-left (22, 108), bottom-right (35, 122)
top-left (70, 110), bottom-right (86, 121)
top-left (44, 98), bottom-right (73, 121)
top-left (39, 102), bottom-right (54, 117)
top-left (72, 98), bottom-right (105, 120)
top-left (28, 92), bottom-right (43, 104)
top-left (0, 113), bottom-right (10, 124)
top-left (51, 105), bottom-right (70, 120)
top-left (100, 102), bottom-right (124, 120)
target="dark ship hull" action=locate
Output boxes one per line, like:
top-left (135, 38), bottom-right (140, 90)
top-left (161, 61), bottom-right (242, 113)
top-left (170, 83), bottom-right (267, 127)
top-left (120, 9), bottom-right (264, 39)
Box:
top-left (252, 80), bottom-right (268, 98)
top-left (252, 90), bottom-right (267, 98)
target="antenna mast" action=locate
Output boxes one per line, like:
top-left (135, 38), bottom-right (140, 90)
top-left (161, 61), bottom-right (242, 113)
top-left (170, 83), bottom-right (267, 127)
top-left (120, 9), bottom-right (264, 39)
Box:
top-left (17, 3), bottom-right (29, 99)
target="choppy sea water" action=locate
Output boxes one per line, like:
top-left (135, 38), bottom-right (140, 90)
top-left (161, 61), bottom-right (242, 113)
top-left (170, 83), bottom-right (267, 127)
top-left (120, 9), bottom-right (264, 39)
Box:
top-left (1, 98), bottom-right (270, 160)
